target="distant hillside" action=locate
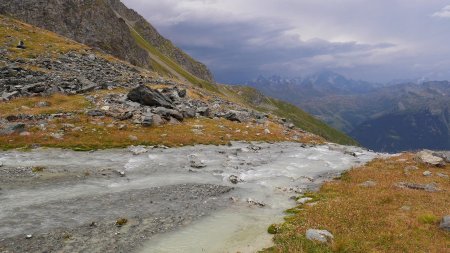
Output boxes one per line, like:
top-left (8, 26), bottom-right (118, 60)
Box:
top-left (351, 109), bottom-right (450, 152)
top-left (248, 73), bottom-right (450, 152)
top-left (0, 0), bottom-right (213, 83)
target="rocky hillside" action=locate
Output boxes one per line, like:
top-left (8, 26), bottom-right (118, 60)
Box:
top-left (0, 0), bottom-right (213, 83)
top-left (106, 0), bottom-right (213, 82)
top-left (0, 15), bottom-right (359, 150)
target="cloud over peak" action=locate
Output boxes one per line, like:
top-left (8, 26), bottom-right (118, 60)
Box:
top-left (123, 0), bottom-right (450, 83)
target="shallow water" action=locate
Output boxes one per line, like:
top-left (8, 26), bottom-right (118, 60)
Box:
top-left (0, 142), bottom-right (379, 252)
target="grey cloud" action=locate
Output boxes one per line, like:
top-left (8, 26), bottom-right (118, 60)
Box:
top-left (433, 5), bottom-right (450, 18)
top-left (122, 0), bottom-right (450, 84)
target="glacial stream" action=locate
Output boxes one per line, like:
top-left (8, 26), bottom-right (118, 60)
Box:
top-left (0, 142), bottom-right (379, 252)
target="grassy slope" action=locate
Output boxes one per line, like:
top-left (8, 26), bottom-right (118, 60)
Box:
top-left (265, 154), bottom-right (450, 252)
top-left (129, 27), bottom-right (220, 93)
top-left (219, 85), bottom-right (359, 146)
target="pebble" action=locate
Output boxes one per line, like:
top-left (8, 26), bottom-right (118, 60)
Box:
top-left (400, 205), bottom-right (411, 211)
top-left (360, 180), bottom-right (377, 188)
top-left (437, 173), bottom-right (449, 179)
top-left (423, 171), bottom-right (432, 177)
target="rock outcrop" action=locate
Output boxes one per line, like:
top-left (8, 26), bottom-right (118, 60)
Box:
top-left (0, 0), bottom-right (149, 67)
top-left (0, 0), bottom-right (214, 82)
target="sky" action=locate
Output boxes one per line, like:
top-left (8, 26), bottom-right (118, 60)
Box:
top-left (122, 0), bottom-right (450, 84)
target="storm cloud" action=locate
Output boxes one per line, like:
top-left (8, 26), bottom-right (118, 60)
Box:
top-left (122, 0), bottom-right (450, 84)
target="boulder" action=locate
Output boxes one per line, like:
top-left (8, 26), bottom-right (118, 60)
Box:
top-left (177, 89), bottom-right (187, 98)
top-left (0, 123), bottom-right (26, 136)
top-left (297, 197), bottom-right (313, 204)
top-left (439, 216), bottom-right (450, 231)
top-left (154, 107), bottom-right (184, 121)
top-left (246, 198), bottom-right (266, 207)
top-left (141, 114), bottom-right (153, 127)
top-left (17, 40), bottom-right (26, 49)
top-left (433, 151), bottom-right (450, 163)
top-left (196, 107), bottom-right (211, 117)
top-left (152, 114), bottom-right (164, 126)
top-left (395, 182), bottom-right (440, 192)
top-left (128, 145), bottom-right (148, 155)
top-left (229, 175), bottom-right (239, 184)
top-left (127, 85), bottom-right (173, 108)
top-left (189, 155), bottom-right (206, 169)
top-left (415, 150), bottom-right (445, 166)
top-left (87, 110), bottom-right (105, 117)
top-left (306, 229), bottom-right (334, 243)
top-left (35, 101), bottom-right (50, 108)
top-left (223, 110), bottom-right (249, 123)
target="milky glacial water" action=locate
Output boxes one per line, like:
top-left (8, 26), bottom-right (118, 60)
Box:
top-left (0, 142), bottom-right (379, 252)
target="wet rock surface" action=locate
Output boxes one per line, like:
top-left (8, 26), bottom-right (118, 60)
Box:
top-left (0, 184), bottom-right (232, 253)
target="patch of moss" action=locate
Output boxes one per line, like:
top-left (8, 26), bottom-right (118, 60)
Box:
top-left (418, 214), bottom-right (439, 224)
top-left (115, 218), bottom-right (128, 226)
top-left (31, 166), bottom-right (45, 173)
top-left (268, 224), bottom-right (281, 235)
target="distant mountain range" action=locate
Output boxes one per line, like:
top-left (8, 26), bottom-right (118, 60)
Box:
top-left (247, 72), bottom-right (450, 152)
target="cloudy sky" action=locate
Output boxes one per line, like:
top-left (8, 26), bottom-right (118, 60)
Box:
top-left (122, 0), bottom-right (450, 84)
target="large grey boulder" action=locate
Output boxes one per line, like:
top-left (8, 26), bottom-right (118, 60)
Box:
top-left (415, 150), bottom-right (445, 166)
top-left (127, 85), bottom-right (173, 108)
top-left (306, 229), bottom-right (334, 243)
top-left (224, 110), bottom-right (250, 123)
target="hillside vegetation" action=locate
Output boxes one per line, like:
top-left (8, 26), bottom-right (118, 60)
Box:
top-left (265, 153), bottom-right (450, 252)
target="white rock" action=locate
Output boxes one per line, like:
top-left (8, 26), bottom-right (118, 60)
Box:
top-left (423, 171), bottom-right (432, 177)
top-left (297, 197), bottom-right (313, 204)
top-left (101, 106), bottom-right (110, 111)
top-left (264, 129), bottom-right (271, 134)
top-left (416, 150), bottom-right (445, 166)
top-left (25, 234), bottom-right (33, 239)
top-left (360, 180), bottom-right (377, 187)
top-left (128, 145), bottom-right (148, 155)
top-left (128, 135), bottom-right (138, 141)
top-left (306, 229), bottom-right (334, 243)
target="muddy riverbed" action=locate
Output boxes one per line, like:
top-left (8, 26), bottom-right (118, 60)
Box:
top-left (0, 142), bottom-right (379, 252)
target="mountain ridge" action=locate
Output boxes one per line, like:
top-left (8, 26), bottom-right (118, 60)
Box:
top-left (0, 0), bottom-right (213, 83)
top-left (247, 73), bottom-right (450, 152)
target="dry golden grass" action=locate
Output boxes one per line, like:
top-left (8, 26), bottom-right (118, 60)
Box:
top-left (0, 15), bottom-right (87, 59)
top-left (266, 154), bottom-right (450, 253)
top-left (0, 113), bottom-right (321, 150)
top-left (0, 93), bottom-right (91, 115)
